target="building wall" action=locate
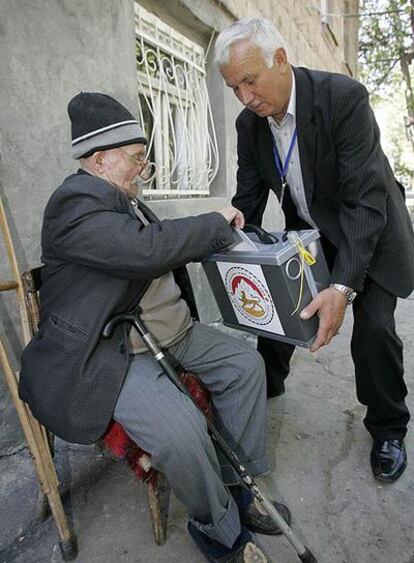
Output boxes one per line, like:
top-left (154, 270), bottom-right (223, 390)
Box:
top-left (220, 0), bottom-right (359, 74)
top-left (0, 0), bottom-right (138, 452)
top-left (0, 0), bottom-right (358, 450)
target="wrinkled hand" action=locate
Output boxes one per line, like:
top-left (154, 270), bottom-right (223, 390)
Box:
top-left (300, 287), bottom-right (348, 353)
top-left (218, 206), bottom-right (245, 229)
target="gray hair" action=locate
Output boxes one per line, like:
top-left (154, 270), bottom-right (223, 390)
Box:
top-left (214, 17), bottom-right (287, 68)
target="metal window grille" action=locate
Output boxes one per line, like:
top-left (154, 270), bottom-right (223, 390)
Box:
top-left (135, 3), bottom-right (219, 198)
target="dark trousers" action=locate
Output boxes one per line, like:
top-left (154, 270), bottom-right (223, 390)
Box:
top-left (258, 277), bottom-right (410, 440)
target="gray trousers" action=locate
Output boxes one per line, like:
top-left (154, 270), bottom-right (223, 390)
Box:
top-left (114, 322), bottom-right (267, 548)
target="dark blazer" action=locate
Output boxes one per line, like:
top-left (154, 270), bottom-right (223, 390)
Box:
top-left (233, 66), bottom-right (414, 297)
top-left (19, 171), bottom-right (234, 444)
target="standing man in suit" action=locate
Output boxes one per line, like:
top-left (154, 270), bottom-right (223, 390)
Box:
top-left (19, 92), bottom-right (291, 562)
top-left (215, 17), bottom-right (414, 483)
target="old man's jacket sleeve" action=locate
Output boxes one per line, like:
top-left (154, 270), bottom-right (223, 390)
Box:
top-left (42, 177), bottom-right (234, 279)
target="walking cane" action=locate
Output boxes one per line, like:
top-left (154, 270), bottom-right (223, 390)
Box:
top-left (103, 311), bottom-right (317, 563)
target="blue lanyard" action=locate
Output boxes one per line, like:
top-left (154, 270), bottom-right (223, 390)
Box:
top-left (272, 127), bottom-right (297, 206)
top-left (272, 128), bottom-right (297, 181)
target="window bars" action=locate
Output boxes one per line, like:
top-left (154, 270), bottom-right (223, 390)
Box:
top-left (135, 4), bottom-right (219, 198)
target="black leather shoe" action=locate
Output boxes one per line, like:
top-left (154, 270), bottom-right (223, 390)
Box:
top-left (240, 499), bottom-right (291, 535)
top-left (370, 439), bottom-right (407, 483)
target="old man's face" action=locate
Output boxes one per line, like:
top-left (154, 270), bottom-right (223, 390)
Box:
top-left (103, 143), bottom-right (147, 197)
top-left (220, 40), bottom-right (292, 121)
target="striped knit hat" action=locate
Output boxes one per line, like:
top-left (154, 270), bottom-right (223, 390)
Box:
top-left (68, 92), bottom-right (146, 159)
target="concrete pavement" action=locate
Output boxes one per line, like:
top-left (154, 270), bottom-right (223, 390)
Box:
top-left (1, 295), bottom-right (413, 563)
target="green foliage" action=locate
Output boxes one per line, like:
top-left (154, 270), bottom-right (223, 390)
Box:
top-left (358, 0), bottom-right (412, 98)
top-left (358, 0), bottom-right (414, 169)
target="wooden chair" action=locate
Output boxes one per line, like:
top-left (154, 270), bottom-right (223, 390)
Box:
top-left (0, 196), bottom-right (78, 559)
top-left (20, 266), bottom-right (212, 553)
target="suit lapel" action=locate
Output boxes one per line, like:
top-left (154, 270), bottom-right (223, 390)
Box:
top-left (294, 67), bottom-right (317, 209)
top-left (137, 199), bottom-right (161, 225)
top-left (119, 191), bottom-right (160, 225)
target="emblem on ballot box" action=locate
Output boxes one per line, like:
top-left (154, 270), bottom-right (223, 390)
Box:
top-left (219, 263), bottom-right (285, 335)
top-left (201, 227), bottom-right (331, 348)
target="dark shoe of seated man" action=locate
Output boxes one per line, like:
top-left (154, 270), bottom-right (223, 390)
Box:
top-left (229, 485), bottom-right (291, 535)
top-left (188, 522), bottom-right (271, 563)
top-left (370, 439), bottom-right (407, 482)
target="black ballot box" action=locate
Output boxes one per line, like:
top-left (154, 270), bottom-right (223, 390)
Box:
top-left (201, 229), bottom-right (330, 348)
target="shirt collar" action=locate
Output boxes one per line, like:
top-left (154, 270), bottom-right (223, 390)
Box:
top-left (286, 71), bottom-right (296, 119)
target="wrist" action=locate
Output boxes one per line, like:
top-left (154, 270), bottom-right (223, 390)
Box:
top-left (330, 283), bottom-right (357, 305)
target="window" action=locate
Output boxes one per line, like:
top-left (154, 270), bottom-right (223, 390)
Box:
top-left (320, 0), bottom-right (339, 46)
top-left (320, 0), bottom-right (333, 25)
top-left (135, 3), bottom-right (219, 197)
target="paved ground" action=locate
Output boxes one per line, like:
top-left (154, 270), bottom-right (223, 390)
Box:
top-left (1, 295), bottom-right (413, 563)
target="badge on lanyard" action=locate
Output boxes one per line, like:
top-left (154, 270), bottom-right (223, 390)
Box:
top-left (272, 128), bottom-right (297, 206)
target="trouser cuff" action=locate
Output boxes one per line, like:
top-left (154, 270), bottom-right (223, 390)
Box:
top-left (189, 495), bottom-right (241, 549)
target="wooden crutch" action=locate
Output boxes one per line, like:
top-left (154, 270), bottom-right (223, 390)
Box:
top-left (0, 194), bottom-right (78, 560)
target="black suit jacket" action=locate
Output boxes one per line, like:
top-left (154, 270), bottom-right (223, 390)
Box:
top-left (233, 66), bottom-right (414, 297)
top-left (19, 171), bottom-right (234, 444)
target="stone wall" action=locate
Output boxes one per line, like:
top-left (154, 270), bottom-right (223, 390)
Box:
top-left (218, 0), bottom-right (359, 73)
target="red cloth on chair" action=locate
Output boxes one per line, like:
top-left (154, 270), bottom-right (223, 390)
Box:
top-left (103, 371), bottom-right (212, 485)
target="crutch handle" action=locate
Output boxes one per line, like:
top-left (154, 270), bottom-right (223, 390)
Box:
top-left (102, 311), bottom-right (141, 339)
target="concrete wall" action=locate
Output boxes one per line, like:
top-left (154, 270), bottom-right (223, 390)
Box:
top-left (0, 0), bottom-right (138, 453)
top-left (0, 0), bottom-right (358, 451)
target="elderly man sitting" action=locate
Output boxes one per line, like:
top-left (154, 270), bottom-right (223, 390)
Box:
top-left (19, 92), bottom-right (290, 562)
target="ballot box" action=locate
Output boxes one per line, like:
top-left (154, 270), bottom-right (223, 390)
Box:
top-left (201, 229), bottom-right (330, 348)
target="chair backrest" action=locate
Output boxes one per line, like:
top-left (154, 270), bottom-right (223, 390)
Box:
top-left (21, 267), bottom-right (43, 336)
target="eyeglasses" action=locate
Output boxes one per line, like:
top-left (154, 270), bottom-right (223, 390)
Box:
top-left (118, 147), bottom-right (154, 180)
top-left (119, 147), bottom-right (147, 167)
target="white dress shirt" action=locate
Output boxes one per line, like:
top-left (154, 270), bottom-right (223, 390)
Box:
top-left (267, 73), bottom-right (318, 229)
